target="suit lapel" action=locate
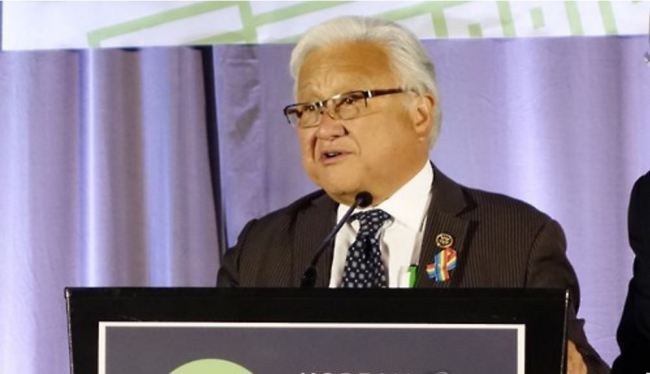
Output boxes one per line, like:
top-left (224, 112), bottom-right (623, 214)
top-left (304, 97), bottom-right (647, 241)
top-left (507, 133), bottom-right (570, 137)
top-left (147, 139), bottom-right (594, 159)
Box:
top-left (415, 166), bottom-right (474, 288)
top-left (291, 166), bottom-right (474, 288)
top-left (292, 193), bottom-right (338, 287)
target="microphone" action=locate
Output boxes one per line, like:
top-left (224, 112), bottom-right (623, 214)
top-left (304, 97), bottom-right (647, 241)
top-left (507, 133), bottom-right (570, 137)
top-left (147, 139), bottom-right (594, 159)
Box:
top-left (300, 191), bottom-right (373, 288)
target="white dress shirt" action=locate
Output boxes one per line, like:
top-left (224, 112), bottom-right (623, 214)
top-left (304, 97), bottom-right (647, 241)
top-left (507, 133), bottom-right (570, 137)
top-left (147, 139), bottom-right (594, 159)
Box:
top-left (328, 162), bottom-right (433, 288)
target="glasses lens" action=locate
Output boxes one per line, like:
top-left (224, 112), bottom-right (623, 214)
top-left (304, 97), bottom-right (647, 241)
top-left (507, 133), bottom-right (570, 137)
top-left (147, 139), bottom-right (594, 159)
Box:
top-left (284, 106), bottom-right (302, 126)
top-left (288, 103), bottom-right (320, 128)
top-left (285, 91), bottom-right (370, 127)
top-left (333, 92), bottom-right (366, 120)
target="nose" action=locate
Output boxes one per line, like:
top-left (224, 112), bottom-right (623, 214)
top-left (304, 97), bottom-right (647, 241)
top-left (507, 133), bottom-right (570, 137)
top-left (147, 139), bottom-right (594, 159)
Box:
top-left (315, 108), bottom-right (347, 139)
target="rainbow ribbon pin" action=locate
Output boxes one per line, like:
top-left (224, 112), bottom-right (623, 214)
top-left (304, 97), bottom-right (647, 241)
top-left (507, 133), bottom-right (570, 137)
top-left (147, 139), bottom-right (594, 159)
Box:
top-left (425, 247), bottom-right (457, 282)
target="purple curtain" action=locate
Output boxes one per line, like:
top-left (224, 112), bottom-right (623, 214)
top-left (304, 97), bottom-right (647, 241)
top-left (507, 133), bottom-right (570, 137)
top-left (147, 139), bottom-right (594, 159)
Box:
top-left (1, 36), bottom-right (649, 372)
top-left (0, 47), bottom-right (220, 373)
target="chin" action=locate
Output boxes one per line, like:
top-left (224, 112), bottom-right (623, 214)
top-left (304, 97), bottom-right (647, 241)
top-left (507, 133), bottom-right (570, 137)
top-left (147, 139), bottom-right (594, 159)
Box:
top-left (307, 167), bottom-right (365, 201)
top-left (320, 182), bottom-right (363, 205)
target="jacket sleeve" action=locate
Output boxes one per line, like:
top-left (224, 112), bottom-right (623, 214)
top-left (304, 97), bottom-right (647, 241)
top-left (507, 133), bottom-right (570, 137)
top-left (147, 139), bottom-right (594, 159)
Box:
top-left (612, 172), bottom-right (650, 373)
top-left (526, 219), bottom-right (609, 373)
top-left (216, 219), bottom-right (259, 287)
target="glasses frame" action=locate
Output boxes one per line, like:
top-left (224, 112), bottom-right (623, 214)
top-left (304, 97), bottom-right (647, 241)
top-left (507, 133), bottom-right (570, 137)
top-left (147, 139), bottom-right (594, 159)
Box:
top-left (282, 88), bottom-right (404, 128)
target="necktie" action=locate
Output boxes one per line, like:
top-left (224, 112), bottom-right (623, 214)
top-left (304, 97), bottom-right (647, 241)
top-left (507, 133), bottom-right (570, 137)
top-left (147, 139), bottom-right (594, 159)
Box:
top-left (341, 209), bottom-right (392, 288)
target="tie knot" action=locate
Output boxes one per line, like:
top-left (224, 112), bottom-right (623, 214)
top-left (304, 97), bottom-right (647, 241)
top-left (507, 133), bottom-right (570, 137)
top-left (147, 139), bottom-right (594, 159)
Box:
top-left (352, 209), bottom-right (391, 236)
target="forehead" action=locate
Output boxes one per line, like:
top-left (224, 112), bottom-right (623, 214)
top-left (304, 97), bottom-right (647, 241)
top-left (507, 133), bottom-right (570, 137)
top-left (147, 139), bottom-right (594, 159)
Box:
top-left (296, 41), bottom-right (399, 101)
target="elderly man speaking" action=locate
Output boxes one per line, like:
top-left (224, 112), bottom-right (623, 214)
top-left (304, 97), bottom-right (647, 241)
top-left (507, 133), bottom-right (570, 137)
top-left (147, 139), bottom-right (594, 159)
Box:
top-left (218, 16), bottom-right (608, 373)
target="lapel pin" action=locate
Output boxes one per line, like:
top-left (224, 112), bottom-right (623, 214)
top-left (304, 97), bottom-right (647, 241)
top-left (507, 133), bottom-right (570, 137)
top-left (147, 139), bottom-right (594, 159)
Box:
top-left (427, 233), bottom-right (457, 282)
top-left (435, 233), bottom-right (454, 248)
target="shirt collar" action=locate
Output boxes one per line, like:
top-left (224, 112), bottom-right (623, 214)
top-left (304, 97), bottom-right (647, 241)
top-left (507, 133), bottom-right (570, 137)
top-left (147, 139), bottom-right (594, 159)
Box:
top-left (337, 162), bottom-right (434, 231)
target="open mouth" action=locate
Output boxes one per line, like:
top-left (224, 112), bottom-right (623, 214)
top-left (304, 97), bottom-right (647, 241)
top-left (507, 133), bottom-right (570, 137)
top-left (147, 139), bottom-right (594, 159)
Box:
top-left (323, 151), bottom-right (342, 158)
top-left (320, 150), bottom-right (348, 163)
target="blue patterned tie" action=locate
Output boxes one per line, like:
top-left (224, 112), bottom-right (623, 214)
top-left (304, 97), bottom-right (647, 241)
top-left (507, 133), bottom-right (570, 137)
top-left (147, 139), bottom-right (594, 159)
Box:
top-left (341, 209), bottom-right (392, 288)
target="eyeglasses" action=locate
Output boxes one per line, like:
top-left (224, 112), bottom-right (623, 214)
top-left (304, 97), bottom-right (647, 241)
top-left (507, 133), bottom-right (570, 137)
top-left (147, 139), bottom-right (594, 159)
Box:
top-left (283, 88), bottom-right (404, 128)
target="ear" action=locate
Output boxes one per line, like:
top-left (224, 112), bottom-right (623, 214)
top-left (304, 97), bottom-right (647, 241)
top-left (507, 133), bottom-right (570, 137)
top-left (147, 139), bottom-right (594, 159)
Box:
top-left (410, 93), bottom-right (435, 141)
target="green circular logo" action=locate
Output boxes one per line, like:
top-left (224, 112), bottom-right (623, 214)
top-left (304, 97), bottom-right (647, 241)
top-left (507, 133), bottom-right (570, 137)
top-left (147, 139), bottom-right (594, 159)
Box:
top-left (170, 358), bottom-right (253, 374)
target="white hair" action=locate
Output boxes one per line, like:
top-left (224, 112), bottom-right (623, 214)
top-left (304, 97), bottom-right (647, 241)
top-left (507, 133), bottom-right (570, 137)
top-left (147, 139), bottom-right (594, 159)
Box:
top-left (289, 16), bottom-right (442, 146)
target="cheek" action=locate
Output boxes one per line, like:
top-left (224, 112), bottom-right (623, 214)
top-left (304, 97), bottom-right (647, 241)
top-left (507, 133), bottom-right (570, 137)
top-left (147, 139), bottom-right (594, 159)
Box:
top-left (360, 120), bottom-right (414, 160)
top-left (297, 129), bottom-right (318, 164)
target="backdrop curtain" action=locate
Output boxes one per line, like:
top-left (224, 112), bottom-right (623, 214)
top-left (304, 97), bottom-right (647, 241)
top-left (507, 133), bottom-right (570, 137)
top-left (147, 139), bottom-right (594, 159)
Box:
top-left (0, 47), bottom-right (221, 373)
top-left (1, 36), bottom-right (649, 373)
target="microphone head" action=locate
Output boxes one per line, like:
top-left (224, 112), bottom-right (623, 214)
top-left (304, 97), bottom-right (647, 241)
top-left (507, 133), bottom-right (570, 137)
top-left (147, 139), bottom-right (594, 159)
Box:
top-left (355, 191), bottom-right (373, 208)
top-left (300, 267), bottom-right (317, 288)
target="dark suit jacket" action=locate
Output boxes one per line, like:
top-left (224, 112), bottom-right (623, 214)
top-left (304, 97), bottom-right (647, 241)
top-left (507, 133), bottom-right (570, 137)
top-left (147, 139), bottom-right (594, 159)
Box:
top-left (218, 166), bottom-right (608, 372)
top-left (612, 171), bottom-right (650, 373)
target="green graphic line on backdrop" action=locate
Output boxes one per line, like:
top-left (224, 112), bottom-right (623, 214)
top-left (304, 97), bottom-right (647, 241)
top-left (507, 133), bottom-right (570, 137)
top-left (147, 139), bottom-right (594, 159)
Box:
top-left (192, 1), bottom-right (351, 45)
top-left (598, 1), bottom-right (618, 35)
top-left (238, 1), bottom-right (257, 43)
top-left (89, 1), bottom-right (352, 46)
top-left (373, 1), bottom-right (469, 38)
top-left (86, 1), bottom-right (495, 47)
top-left (497, 1), bottom-right (516, 37)
top-left (530, 7), bottom-right (545, 30)
top-left (431, 8), bottom-right (450, 38)
top-left (468, 23), bottom-right (483, 38)
top-left (251, 0), bottom-right (353, 25)
top-left (87, 2), bottom-right (236, 47)
top-left (199, 0), bottom-right (463, 45)
top-left (86, 0), bottom-right (626, 48)
top-left (564, 1), bottom-right (585, 36)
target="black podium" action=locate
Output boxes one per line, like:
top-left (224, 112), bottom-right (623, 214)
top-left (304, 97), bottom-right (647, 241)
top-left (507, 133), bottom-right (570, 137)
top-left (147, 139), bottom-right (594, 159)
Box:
top-left (66, 288), bottom-right (568, 374)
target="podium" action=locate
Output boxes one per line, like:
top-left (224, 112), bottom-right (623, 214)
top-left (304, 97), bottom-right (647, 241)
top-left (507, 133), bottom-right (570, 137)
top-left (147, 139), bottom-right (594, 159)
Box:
top-left (66, 288), bottom-right (568, 374)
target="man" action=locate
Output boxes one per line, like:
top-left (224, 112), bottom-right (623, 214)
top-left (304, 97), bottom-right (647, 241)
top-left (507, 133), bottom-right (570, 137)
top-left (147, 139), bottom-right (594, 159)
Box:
top-left (218, 16), bottom-right (608, 373)
top-left (612, 171), bottom-right (650, 373)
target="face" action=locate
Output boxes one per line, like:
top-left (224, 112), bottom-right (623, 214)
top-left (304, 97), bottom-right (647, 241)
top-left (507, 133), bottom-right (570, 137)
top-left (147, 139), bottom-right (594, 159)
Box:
top-left (295, 41), bottom-right (434, 206)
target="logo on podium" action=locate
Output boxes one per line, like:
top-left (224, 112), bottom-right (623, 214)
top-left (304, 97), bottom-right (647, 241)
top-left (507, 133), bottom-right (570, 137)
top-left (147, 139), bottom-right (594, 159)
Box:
top-left (171, 358), bottom-right (253, 374)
